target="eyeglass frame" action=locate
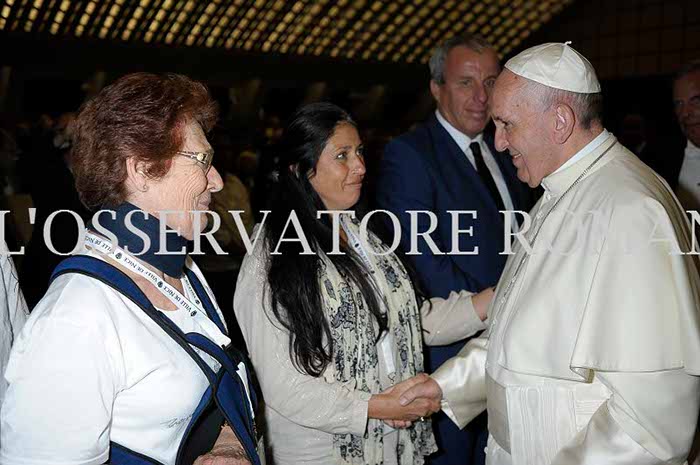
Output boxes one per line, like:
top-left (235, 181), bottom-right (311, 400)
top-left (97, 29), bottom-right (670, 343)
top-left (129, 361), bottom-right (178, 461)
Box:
top-left (176, 149), bottom-right (214, 173)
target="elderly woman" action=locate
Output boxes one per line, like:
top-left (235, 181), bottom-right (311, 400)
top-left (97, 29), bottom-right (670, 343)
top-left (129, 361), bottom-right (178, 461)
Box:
top-left (234, 102), bottom-right (492, 465)
top-left (1, 73), bottom-right (261, 465)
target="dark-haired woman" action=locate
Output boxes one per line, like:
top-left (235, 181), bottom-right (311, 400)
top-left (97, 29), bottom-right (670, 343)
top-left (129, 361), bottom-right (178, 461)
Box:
top-left (1, 73), bottom-right (261, 465)
top-left (234, 102), bottom-right (492, 465)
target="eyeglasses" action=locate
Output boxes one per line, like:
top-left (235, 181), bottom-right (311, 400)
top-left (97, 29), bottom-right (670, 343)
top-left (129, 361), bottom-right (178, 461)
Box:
top-left (176, 149), bottom-right (214, 173)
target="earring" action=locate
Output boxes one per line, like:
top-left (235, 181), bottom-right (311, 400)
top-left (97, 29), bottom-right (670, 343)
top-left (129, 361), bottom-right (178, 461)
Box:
top-left (141, 184), bottom-right (149, 192)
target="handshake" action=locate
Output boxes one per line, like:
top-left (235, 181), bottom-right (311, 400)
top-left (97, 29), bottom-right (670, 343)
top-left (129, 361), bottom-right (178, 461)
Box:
top-left (368, 373), bottom-right (444, 429)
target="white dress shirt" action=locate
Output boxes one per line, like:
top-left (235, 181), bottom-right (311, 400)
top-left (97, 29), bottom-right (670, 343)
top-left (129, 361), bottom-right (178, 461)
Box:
top-left (677, 140), bottom-right (700, 212)
top-left (435, 110), bottom-right (518, 231)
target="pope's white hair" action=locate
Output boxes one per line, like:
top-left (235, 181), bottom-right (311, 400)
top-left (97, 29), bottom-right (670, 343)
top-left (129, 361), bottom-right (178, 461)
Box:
top-left (519, 77), bottom-right (603, 130)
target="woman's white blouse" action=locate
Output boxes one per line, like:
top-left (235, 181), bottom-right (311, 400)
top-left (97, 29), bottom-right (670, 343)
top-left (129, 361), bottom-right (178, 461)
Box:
top-left (1, 249), bottom-right (226, 465)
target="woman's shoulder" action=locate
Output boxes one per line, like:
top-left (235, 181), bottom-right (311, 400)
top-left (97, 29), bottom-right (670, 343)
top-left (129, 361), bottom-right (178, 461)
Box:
top-left (25, 268), bottom-right (134, 339)
top-left (9, 271), bottom-right (129, 377)
top-left (239, 223), bottom-right (271, 275)
top-left (234, 224), bottom-right (275, 315)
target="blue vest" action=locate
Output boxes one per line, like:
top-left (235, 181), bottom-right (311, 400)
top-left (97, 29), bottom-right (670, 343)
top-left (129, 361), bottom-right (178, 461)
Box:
top-left (51, 256), bottom-right (262, 465)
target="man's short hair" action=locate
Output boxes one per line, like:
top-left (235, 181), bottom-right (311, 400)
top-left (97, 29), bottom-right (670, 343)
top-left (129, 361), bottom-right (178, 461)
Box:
top-left (673, 59), bottom-right (700, 84)
top-left (429, 34), bottom-right (494, 84)
top-left (525, 80), bottom-right (603, 130)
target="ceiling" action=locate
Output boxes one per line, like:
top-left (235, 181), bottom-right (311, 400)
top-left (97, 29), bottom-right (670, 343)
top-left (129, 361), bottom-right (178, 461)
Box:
top-left (0, 0), bottom-right (575, 65)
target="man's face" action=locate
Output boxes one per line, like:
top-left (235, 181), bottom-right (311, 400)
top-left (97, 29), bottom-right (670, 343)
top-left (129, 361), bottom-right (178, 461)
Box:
top-left (490, 71), bottom-right (553, 188)
top-left (674, 70), bottom-right (700, 147)
top-left (431, 46), bottom-right (500, 138)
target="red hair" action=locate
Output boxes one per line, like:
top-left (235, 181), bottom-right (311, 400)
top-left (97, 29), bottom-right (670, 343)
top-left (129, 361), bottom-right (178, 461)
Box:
top-left (71, 72), bottom-right (218, 208)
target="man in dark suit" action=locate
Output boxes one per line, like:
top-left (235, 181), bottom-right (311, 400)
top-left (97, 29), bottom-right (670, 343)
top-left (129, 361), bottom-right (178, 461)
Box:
top-left (376, 34), bottom-right (534, 465)
top-left (673, 60), bottom-right (700, 211)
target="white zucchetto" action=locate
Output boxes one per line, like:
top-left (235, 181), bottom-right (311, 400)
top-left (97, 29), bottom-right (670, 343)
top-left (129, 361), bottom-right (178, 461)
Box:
top-left (504, 42), bottom-right (601, 94)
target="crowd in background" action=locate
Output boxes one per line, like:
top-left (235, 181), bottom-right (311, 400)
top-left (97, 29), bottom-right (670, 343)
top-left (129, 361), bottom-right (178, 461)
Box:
top-left (0, 84), bottom-right (690, 331)
top-left (0, 29), bottom-right (697, 464)
top-left (0, 107), bottom-right (401, 342)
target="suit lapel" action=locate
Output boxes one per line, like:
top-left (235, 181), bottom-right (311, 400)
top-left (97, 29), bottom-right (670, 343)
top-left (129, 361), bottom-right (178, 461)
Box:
top-left (427, 115), bottom-right (494, 208)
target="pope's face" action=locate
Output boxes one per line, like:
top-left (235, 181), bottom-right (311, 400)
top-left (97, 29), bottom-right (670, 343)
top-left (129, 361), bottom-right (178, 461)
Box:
top-left (491, 70), bottom-right (555, 188)
top-left (673, 70), bottom-right (700, 147)
top-left (431, 46), bottom-right (500, 138)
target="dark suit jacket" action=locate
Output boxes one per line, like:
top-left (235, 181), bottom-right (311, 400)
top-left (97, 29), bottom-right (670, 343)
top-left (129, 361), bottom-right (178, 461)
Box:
top-left (639, 141), bottom-right (685, 191)
top-left (376, 114), bottom-right (535, 369)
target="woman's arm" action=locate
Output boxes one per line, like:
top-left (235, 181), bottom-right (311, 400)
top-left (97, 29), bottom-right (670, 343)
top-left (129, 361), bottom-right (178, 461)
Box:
top-left (420, 288), bottom-right (492, 346)
top-left (1, 314), bottom-right (119, 464)
top-left (235, 260), bottom-right (371, 435)
top-left (234, 256), bottom-right (437, 435)
top-left (194, 425), bottom-right (250, 465)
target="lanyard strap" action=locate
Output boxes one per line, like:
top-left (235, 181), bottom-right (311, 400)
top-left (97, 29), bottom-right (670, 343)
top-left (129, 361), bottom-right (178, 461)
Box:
top-left (341, 218), bottom-right (372, 267)
top-left (340, 219), bottom-right (397, 375)
top-left (85, 232), bottom-right (230, 348)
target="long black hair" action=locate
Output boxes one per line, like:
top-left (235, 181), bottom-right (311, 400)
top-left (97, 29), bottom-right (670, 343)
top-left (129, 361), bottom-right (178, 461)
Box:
top-left (264, 102), bottom-right (388, 377)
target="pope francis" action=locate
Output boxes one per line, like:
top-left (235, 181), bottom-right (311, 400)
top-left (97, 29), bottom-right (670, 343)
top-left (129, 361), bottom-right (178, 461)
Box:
top-left (400, 42), bottom-right (700, 465)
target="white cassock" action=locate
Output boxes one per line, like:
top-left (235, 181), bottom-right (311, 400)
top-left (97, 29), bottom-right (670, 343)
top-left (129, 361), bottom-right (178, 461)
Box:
top-left (432, 132), bottom-right (700, 465)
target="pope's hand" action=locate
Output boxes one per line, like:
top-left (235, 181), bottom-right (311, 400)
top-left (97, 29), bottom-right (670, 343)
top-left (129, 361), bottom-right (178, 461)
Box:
top-left (368, 373), bottom-right (440, 426)
top-left (399, 376), bottom-right (442, 408)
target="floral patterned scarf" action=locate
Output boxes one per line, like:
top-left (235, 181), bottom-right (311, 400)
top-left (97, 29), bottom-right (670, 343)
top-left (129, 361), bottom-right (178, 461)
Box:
top-left (318, 217), bottom-right (437, 465)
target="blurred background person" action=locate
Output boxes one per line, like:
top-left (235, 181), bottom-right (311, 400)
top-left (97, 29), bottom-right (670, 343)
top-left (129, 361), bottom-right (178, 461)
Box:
top-left (195, 128), bottom-right (255, 352)
top-left (18, 110), bottom-right (92, 309)
top-left (674, 60), bottom-right (700, 212)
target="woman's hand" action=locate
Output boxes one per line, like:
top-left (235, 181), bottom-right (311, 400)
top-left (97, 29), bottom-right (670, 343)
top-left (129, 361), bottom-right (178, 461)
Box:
top-left (378, 381), bottom-right (415, 429)
top-left (472, 287), bottom-right (494, 322)
top-left (368, 373), bottom-right (441, 428)
top-left (193, 424), bottom-right (251, 465)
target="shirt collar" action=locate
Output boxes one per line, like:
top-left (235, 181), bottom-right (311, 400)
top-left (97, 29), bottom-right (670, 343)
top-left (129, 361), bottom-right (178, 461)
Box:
top-left (551, 129), bottom-right (609, 176)
top-left (541, 131), bottom-right (617, 196)
top-left (435, 110), bottom-right (483, 150)
top-left (89, 202), bottom-right (189, 278)
top-left (686, 140), bottom-right (700, 159)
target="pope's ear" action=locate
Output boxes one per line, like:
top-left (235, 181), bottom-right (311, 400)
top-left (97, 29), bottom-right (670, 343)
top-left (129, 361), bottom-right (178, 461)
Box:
top-left (552, 103), bottom-right (575, 144)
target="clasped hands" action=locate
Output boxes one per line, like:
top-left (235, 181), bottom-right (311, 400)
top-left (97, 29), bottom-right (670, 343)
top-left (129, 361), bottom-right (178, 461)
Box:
top-left (368, 373), bottom-right (443, 429)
